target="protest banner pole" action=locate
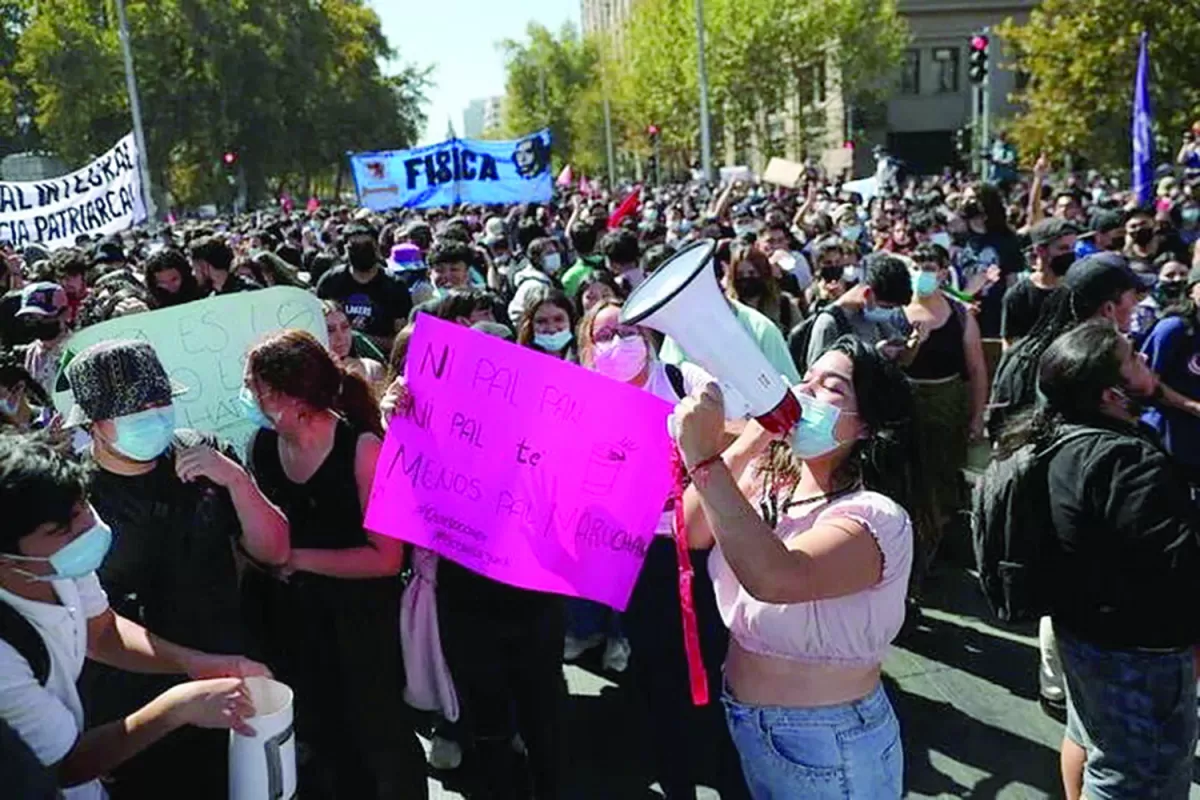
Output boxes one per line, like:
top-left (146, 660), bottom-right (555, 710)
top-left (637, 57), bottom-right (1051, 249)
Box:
top-left (115, 0), bottom-right (156, 219)
top-left (694, 0), bottom-right (713, 182)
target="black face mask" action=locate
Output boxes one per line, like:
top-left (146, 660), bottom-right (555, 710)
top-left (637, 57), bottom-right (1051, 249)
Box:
top-left (1130, 228), bottom-right (1156, 247)
top-left (1154, 280), bottom-right (1186, 304)
top-left (1047, 251), bottom-right (1076, 277)
top-left (734, 277), bottom-right (767, 298)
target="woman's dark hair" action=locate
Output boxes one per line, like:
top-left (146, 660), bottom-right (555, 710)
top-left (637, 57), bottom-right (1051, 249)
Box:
top-left (0, 350), bottom-right (51, 409)
top-left (247, 329), bottom-right (383, 438)
top-left (516, 289), bottom-right (577, 351)
top-left (386, 323), bottom-right (415, 384)
top-left (756, 336), bottom-right (937, 542)
top-left (573, 271), bottom-right (624, 320)
top-left (0, 433), bottom-right (87, 547)
top-left (143, 248), bottom-right (200, 307)
top-left (997, 320), bottom-right (1126, 458)
top-left (75, 284), bottom-right (154, 329)
top-left (970, 182), bottom-right (1012, 236)
top-left (252, 251), bottom-right (303, 287)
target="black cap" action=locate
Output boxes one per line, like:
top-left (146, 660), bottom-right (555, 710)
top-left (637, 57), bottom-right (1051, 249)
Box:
top-left (1084, 209), bottom-right (1124, 237)
top-left (1063, 252), bottom-right (1139, 304)
top-left (1029, 218), bottom-right (1081, 247)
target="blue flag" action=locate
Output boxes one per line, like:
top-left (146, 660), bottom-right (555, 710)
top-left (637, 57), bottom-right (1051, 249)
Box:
top-left (1131, 32), bottom-right (1154, 207)
top-left (349, 130), bottom-right (553, 211)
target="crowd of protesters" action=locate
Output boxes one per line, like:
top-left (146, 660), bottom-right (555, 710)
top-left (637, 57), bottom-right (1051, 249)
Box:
top-left (2, 131), bottom-right (1200, 800)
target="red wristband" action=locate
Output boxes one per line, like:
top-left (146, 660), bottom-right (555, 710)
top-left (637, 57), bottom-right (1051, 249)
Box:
top-left (686, 453), bottom-right (723, 486)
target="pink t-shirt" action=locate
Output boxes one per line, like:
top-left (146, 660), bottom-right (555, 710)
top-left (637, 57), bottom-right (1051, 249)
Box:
top-left (708, 489), bottom-right (913, 666)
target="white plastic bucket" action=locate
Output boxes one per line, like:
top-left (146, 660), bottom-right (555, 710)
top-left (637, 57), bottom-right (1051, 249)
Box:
top-left (228, 677), bottom-right (297, 800)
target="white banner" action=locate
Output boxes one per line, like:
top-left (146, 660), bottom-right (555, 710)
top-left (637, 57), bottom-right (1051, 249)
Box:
top-left (0, 133), bottom-right (146, 251)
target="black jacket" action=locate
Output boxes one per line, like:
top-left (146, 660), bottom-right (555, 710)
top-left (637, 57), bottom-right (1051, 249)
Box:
top-left (1046, 415), bottom-right (1200, 649)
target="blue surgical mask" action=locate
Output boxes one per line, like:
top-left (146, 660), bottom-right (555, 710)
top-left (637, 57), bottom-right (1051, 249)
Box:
top-left (790, 392), bottom-right (851, 460)
top-left (111, 405), bottom-right (176, 462)
top-left (5, 513), bottom-right (114, 581)
top-left (542, 252), bottom-right (562, 274)
top-left (912, 270), bottom-right (939, 298)
top-left (239, 386), bottom-right (275, 430)
top-left (0, 393), bottom-right (18, 417)
top-left (534, 330), bottom-right (573, 353)
top-left (930, 232), bottom-right (952, 251)
top-left (840, 225), bottom-right (863, 242)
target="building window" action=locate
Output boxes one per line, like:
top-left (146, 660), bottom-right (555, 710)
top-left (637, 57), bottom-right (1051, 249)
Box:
top-left (899, 49), bottom-right (920, 95)
top-left (932, 47), bottom-right (959, 93)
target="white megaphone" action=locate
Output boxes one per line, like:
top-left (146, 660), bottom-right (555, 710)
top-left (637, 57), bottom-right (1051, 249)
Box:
top-left (621, 239), bottom-right (801, 435)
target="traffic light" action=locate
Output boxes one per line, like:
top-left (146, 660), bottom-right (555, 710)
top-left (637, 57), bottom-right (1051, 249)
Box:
top-left (968, 33), bottom-right (989, 85)
top-left (647, 124), bottom-right (660, 146)
top-left (222, 151), bottom-right (238, 167)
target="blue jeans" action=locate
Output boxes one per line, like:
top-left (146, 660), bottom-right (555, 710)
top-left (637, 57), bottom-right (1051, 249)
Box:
top-left (1059, 629), bottom-right (1197, 800)
top-left (722, 682), bottom-right (902, 800)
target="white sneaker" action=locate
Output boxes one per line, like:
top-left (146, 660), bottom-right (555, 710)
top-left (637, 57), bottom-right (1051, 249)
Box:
top-left (1038, 616), bottom-right (1065, 705)
top-left (602, 636), bottom-right (631, 673)
top-left (563, 633), bottom-right (603, 661)
top-left (428, 734), bottom-right (463, 771)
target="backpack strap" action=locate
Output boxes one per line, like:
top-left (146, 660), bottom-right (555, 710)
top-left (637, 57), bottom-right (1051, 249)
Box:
top-left (0, 602), bottom-right (50, 686)
top-left (664, 363), bottom-right (687, 400)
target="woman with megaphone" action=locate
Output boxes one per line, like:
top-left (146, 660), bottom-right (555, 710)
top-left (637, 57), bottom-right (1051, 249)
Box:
top-left (673, 338), bottom-right (934, 800)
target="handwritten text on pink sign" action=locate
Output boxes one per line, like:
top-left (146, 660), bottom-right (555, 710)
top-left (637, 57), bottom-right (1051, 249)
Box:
top-left (364, 315), bottom-right (675, 609)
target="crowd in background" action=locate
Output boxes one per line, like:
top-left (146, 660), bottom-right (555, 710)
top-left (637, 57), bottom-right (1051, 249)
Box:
top-left (3, 136), bottom-right (1200, 800)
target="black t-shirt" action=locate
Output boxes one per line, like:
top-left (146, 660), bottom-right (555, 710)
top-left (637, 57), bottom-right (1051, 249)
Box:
top-left (1001, 277), bottom-right (1055, 341)
top-left (88, 430), bottom-right (248, 654)
top-left (213, 272), bottom-right (262, 295)
top-left (316, 265), bottom-right (413, 338)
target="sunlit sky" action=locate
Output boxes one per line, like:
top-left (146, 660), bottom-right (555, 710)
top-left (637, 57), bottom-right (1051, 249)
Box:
top-left (372, 0), bottom-right (581, 145)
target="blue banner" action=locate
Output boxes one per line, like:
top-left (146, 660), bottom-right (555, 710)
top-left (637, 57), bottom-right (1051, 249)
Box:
top-left (349, 130), bottom-right (553, 210)
top-left (1131, 32), bottom-right (1154, 208)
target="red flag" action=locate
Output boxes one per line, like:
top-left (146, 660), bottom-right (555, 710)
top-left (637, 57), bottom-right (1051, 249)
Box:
top-left (607, 185), bottom-right (642, 230)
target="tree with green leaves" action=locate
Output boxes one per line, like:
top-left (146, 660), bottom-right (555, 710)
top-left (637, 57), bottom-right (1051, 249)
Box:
top-left (11, 0), bottom-right (428, 206)
top-left (998, 1), bottom-right (1200, 171)
top-left (621, 0), bottom-right (907, 168)
top-left (497, 22), bottom-right (600, 169)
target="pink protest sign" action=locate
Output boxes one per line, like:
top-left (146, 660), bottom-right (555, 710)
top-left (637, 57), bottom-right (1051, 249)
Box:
top-left (365, 315), bottom-right (676, 609)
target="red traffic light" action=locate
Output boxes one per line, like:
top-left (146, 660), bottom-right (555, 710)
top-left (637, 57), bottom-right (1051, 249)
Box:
top-left (223, 151), bottom-right (238, 165)
top-left (647, 125), bottom-right (660, 136)
top-left (971, 35), bottom-right (989, 51)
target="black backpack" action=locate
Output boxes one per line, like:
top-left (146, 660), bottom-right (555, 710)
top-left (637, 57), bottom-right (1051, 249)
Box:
top-left (787, 306), bottom-right (851, 376)
top-left (971, 426), bottom-right (1106, 622)
top-left (0, 602), bottom-right (49, 686)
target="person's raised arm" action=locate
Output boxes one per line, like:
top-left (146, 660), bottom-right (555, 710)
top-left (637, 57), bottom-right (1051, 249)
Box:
top-left (286, 434), bottom-right (404, 579)
top-left (1027, 152), bottom-right (1049, 227)
top-left (792, 183), bottom-right (818, 229)
top-left (676, 384), bottom-right (882, 603)
top-left (680, 419), bottom-right (775, 550)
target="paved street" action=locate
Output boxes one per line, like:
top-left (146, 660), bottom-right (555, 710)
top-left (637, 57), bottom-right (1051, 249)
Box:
top-left (422, 562), bottom-right (1200, 799)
